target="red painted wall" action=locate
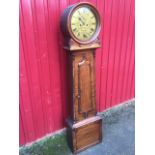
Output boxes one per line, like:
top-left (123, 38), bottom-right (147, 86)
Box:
top-left (19, 0), bottom-right (135, 145)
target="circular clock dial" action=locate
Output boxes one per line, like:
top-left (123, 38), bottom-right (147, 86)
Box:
top-left (71, 6), bottom-right (97, 41)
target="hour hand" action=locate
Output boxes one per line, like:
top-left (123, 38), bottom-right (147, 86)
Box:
top-left (78, 17), bottom-right (85, 25)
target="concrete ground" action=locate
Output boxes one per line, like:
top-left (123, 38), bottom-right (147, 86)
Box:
top-left (20, 100), bottom-right (135, 155)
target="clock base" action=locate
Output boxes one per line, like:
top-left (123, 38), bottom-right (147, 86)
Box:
top-left (66, 116), bottom-right (102, 153)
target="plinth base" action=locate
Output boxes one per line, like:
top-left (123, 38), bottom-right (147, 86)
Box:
top-left (66, 116), bottom-right (102, 153)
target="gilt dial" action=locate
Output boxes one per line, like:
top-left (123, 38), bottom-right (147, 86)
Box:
top-left (71, 6), bottom-right (97, 41)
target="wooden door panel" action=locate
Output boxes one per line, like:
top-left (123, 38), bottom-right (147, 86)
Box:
top-left (72, 51), bottom-right (96, 121)
top-left (78, 60), bottom-right (92, 113)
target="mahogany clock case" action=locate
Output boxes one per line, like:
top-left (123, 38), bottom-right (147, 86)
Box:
top-left (60, 2), bottom-right (101, 44)
top-left (60, 2), bottom-right (103, 153)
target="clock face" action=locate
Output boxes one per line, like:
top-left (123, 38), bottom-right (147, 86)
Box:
top-left (71, 6), bottom-right (97, 42)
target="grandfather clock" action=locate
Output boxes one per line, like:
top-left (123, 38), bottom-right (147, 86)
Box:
top-left (60, 2), bottom-right (102, 153)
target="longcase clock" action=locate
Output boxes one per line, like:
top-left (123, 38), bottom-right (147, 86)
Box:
top-left (60, 2), bottom-right (102, 153)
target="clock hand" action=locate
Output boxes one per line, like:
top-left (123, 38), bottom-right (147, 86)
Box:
top-left (78, 17), bottom-right (85, 25)
top-left (80, 16), bottom-right (86, 22)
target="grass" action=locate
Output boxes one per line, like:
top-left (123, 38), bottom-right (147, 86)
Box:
top-left (19, 132), bottom-right (71, 155)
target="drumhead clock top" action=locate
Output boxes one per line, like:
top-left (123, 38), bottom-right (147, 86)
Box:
top-left (61, 2), bottom-right (101, 44)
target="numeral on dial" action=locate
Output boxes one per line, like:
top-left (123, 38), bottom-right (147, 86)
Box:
top-left (91, 28), bottom-right (94, 31)
top-left (83, 34), bottom-right (87, 38)
top-left (73, 28), bottom-right (77, 32)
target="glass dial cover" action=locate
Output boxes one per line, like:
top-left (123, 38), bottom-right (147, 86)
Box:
top-left (71, 6), bottom-right (97, 41)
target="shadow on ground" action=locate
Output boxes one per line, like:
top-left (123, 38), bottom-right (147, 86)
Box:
top-left (20, 100), bottom-right (135, 155)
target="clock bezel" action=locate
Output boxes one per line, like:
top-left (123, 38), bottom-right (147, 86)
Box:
top-left (67, 2), bottom-right (101, 44)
